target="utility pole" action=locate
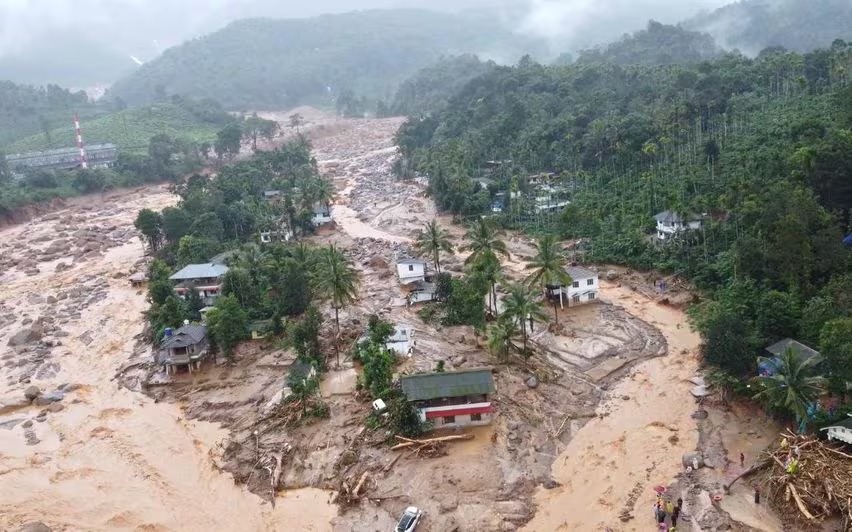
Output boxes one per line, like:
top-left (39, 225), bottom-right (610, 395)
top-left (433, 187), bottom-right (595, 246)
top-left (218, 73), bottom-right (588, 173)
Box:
top-left (74, 114), bottom-right (88, 169)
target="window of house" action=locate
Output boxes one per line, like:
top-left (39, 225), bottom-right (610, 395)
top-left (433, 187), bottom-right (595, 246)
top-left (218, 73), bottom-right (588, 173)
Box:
top-left (587, 278), bottom-right (594, 286)
top-left (572, 294), bottom-right (580, 303)
top-left (471, 413), bottom-right (482, 422)
top-left (408, 265), bottom-right (414, 271)
top-left (588, 293), bottom-right (596, 300)
top-left (572, 281), bottom-right (579, 288)
top-left (443, 415), bottom-right (455, 424)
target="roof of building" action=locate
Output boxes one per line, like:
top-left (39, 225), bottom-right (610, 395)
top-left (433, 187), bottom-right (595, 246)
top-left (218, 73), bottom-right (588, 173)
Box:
top-left (654, 210), bottom-right (704, 224)
top-left (765, 338), bottom-right (820, 359)
top-left (169, 263), bottom-right (229, 281)
top-left (397, 258), bottom-right (427, 266)
top-left (825, 417), bottom-right (852, 430)
top-left (210, 250), bottom-right (239, 266)
top-left (400, 368), bottom-right (495, 401)
top-left (263, 190), bottom-right (282, 197)
top-left (565, 265), bottom-right (597, 280)
top-left (161, 324), bottom-right (207, 349)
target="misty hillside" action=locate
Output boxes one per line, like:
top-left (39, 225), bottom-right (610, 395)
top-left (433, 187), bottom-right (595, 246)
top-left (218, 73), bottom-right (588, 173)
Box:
top-left (108, 9), bottom-right (540, 109)
top-left (685, 0), bottom-right (852, 54)
top-left (576, 21), bottom-right (720, 66)
top-left (0, 82), bottom-right (109, 149)
top-left (0, 32), bottom-right (138, 88)
top-left (391, 55), bottom-right (498, 116)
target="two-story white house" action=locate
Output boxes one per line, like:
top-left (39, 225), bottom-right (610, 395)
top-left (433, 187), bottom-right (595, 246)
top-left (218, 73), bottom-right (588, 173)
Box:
top-left (560, 265), bottom-right (599, 307)
top-left (396, 258), bottom-right (427, 285)
top-left (654, 210), bottom-right (703, 241)
top-left (169, 263), bottom-right (229, 305)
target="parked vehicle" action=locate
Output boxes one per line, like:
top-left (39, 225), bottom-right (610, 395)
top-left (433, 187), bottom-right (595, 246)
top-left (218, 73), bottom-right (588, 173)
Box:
top-left (395, 506), bottom-right (422, 532)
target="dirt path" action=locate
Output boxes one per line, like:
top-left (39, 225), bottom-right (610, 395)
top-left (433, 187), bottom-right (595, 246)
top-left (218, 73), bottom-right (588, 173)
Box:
top-left (524, 281), bottom-right (702, 531)
top-left (0, 187), bottom-right (336, 531)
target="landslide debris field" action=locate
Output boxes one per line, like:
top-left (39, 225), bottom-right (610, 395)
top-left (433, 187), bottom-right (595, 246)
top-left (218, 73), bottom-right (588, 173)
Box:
top-left (0, 110), bottom-right (756, 532)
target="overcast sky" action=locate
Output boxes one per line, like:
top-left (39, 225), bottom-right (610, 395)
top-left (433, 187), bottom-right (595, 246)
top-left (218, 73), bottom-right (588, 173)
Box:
top-left (0, 0), bottom-right (732, 62)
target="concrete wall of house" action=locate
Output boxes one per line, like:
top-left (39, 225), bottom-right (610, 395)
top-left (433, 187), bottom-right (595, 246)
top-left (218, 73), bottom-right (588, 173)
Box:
top-left (428, 411), bottom-right (492, 429)
top-left (397, 263), bottom-right (426, 280)
top-left (409, 291), bottom-right (435, 304)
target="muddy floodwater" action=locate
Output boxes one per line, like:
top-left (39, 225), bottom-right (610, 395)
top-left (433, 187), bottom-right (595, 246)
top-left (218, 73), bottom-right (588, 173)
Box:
top-left (0, 110), bottom-right (777, 531)
top-left (0, 188), bottom-right (336, 531)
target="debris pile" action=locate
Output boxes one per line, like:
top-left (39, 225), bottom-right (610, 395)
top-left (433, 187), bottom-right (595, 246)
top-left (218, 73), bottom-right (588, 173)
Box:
top-left (742, 431), bottom-right (852, 529)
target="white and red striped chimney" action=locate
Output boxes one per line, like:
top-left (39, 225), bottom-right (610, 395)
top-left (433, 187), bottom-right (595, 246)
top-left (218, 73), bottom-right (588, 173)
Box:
top-left (74, 114), bottom-right (88, 169)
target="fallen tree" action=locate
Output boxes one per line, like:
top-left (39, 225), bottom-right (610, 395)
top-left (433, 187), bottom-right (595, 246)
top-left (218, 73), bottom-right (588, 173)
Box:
top-left (390, 434), bottom-right (474, 457)
top-left (739, 431), bottom-right (852, 530)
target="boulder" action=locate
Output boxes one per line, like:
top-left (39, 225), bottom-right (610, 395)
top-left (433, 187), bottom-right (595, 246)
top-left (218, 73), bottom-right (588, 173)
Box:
top-left (47, 402), bottom-right (65, 413)
top-left (24, 385), bottom-right (41, 401)
top-left (8, 327), bottom-right (43, 347)
top-left (32, 390), bottom-right (63, 406)
top-left (525, 376), bottom-right (539, 389)
top-left (605, 270), bottom-right (619, 281)
top-left (0, 396), bottom-right (32, 415)
top-left (18, 522), bottom-right (52, 532)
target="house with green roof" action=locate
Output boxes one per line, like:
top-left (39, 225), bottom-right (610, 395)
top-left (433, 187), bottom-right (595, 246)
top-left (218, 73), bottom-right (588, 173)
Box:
top-left (400, 368), bottom-right (495, 430)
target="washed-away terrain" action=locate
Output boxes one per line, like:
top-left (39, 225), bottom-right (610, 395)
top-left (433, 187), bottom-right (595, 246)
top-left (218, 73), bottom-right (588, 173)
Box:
top-left (0, 109), bottom-right (780, 531)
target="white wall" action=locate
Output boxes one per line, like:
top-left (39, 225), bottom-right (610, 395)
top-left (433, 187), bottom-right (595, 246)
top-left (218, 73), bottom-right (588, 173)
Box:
top-left (397, 262), bottom-right (426, 280)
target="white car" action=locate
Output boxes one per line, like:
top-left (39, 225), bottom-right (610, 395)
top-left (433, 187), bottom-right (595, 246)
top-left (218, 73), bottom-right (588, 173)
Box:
top-left (395, 506), bottom-right (422, 532)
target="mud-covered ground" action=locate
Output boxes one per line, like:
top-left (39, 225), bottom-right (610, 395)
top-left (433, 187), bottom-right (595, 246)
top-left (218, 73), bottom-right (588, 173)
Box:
top-left (0, 109), bottom-right (783, 532)
top-left (123, 113), bottom-right (679, 532)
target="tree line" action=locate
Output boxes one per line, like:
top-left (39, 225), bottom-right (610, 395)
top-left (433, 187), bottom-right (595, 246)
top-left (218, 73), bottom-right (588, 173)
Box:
top-left (396, 42), bottom-right (852, 428)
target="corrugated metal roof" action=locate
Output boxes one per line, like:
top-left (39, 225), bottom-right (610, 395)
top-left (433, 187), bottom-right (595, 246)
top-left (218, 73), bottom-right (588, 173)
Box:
top-left (169, 263), bottom-right (229, 281)
top-left (565, 265), bottom-right (596, 280)
top-left (161, 324), bottom-right (206, 349)
top-left (401, 368), bottom-right (494, 401)
top-left (765, 338), bottom-right (820, 359)
top-left (826, 417), bottom-right (852, 430)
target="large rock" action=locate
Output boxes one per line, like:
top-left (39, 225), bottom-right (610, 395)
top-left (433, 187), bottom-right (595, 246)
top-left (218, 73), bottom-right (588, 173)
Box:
top-left (18, 522), bottom-right (52, 532)
top-left (24, 386), bottom-right (41, 401)
top-left (8, 326), bottom-right (43, 347)
top-left (0, 396), bottom-right (32, 415)
top-left (525, 376), bottom-right (539, 389)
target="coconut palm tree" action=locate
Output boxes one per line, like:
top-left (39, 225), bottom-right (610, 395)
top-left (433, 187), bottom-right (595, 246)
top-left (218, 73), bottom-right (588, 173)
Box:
top-left (464, 218), bottom-right (508, 265)
top-left (314, 244), bottom-right (359, 366)
top-left (415, 219), bottom-right (453, 274)
top-left (487, 318), bottom-right (520, 363)
top-left (468, 251), bottom-right (502, 316)
top-left (502, 282), bottom-right (547, 356)
top-left (754, 347), bottom-right (826, 427)
top-left (526, 234), bottom-right (571, 324)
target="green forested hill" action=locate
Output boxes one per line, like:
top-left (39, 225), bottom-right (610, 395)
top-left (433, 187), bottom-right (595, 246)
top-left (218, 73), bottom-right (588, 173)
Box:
top-left (576, 21), bottom-right (720, 66)
top-left (108, 9), bottom-right (540, 110)
top-left (397, 44), bottom-right (852, 382)
top-left (391, 55), bottom-right (498, 116)
top-left (685, 0), bottom-right (852, 54)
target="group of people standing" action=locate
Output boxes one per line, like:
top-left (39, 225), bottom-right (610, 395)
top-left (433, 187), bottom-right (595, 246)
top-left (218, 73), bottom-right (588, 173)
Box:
top-left (654, 496), bottom-right (682, 531)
